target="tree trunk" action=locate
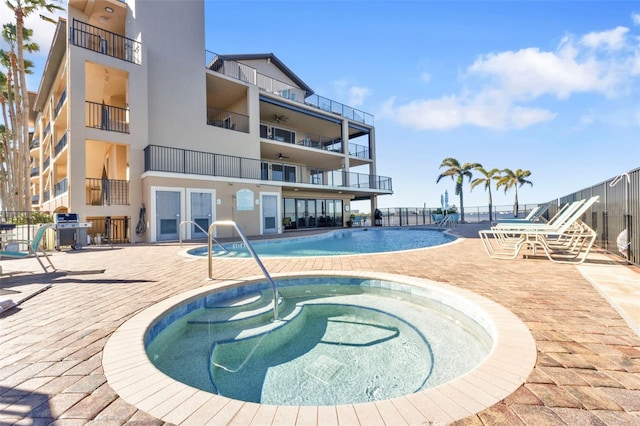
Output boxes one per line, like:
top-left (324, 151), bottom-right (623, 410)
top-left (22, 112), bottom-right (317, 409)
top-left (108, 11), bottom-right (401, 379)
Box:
top-left (513, 187), bottom-right (519, 217)
top-left (16, 7), bottom-right (32, 212)
top-left (488, 189), bottom-right (493, 222)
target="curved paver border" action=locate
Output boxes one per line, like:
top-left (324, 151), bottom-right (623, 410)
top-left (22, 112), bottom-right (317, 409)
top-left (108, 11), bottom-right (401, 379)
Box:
top-left (103, 271), bottom-right (536, 425)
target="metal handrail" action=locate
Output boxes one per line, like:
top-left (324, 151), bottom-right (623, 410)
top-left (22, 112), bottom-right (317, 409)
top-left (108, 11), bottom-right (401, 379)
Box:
top-left (179, 221), bottom-right (228, 254)
top-left (207, 220), bottom-right (279, 321)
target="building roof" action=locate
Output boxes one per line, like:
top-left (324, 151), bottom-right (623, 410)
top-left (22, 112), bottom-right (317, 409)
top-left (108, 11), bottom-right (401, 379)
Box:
top-left (209, 52), bottom-right (314, 97)
top-left (34, 18), bottom-right (67, 113)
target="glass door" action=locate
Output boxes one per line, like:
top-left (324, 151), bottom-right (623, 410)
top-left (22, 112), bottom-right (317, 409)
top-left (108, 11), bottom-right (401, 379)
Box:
top-left (156, 190), bottom-right (181, 241)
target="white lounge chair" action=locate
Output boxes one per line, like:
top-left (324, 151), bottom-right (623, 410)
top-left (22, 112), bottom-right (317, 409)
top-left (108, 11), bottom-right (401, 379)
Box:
top-left (493, 204), bottom-right (549, 225)
top-left (478, 196), bottom-right (599, 264)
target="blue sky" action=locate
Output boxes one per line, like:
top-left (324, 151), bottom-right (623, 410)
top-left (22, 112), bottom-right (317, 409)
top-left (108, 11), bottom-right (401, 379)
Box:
top-left (4, 0), bottom-right (639, 211)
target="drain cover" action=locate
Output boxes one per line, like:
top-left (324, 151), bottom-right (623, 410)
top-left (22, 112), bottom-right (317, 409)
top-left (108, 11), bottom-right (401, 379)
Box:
top-left (304, 355), bottom-right (344, 384)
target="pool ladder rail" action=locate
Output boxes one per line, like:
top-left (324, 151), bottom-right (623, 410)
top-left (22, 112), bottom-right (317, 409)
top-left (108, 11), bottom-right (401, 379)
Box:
top-left (179, 220), bottom-right (229, 254)
top-left (180, 220), bottom-right (279, 322)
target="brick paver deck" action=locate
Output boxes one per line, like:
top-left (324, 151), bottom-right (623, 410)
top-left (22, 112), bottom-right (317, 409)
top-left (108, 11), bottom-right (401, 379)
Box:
top-left (1, 224), bottom-right (638, 425)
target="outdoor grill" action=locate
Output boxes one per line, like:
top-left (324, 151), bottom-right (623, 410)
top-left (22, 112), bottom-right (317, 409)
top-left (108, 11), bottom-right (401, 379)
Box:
top-left (54, 213), bottom-right (92, 250)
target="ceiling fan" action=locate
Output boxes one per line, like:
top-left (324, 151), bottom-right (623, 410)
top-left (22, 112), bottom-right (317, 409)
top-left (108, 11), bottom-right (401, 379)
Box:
top-left (278, 153), bottom-right (290, 160)
top-left (273, 113), bottom-right (289, 124)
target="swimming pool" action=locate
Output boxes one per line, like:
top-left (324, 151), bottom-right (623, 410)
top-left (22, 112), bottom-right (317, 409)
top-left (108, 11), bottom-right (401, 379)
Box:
top-left (103, 271), bottom-right (537, 424)
top-left (145, 277), bottom-right (493, 405)
top-left (187, 227), bottom-right (457, 257)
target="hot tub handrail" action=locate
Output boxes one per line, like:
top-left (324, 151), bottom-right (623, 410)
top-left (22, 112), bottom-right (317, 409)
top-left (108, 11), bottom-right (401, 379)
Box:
top-left (207, 220), bottom-right (279, 321)
top-left (179, 220), bottom-right (229, 254)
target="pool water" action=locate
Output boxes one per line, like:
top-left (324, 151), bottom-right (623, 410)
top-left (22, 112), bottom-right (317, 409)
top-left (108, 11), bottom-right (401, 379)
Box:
top-left (187, 227), bottom-right (456, 257)
top-left (146, 277), bottom-right (493, 406)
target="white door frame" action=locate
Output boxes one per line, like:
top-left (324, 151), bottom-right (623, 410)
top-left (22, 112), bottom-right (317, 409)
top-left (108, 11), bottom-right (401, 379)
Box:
top-left (260, 191), bottom-right (281, 234)
top-left (186, 188), bottom-right (216, 239)
top-left (151, 186), bottom-right (185, 243)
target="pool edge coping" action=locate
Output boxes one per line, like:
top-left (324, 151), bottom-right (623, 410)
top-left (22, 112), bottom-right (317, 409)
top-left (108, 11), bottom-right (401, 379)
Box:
top-left (102, 271), bottom-right (537, 425)
top-left (177, 227), bottom-right (463, 260)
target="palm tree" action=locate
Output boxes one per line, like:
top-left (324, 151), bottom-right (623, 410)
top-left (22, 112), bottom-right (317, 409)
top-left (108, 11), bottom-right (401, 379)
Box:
top-left (1, 24), bottom-right (39, 211)
top-left (496, 168), bottom-right (533, 217)
top-left (5, 0), bottom-right (63, 210)
top-left (470, 166), bottom-right (500, 222)
top-left (436, 158), bottom-right (482, 222)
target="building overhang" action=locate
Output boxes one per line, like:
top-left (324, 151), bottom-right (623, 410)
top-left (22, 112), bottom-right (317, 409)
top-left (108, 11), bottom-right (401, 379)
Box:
top-left (34, 18), bottom-right (67, 113)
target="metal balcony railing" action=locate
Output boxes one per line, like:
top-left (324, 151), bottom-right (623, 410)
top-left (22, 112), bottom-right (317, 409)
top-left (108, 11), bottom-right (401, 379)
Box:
top-left (206, 107), bottom-right (249, 133)
top-left (54, 132), bottom-right (67, 157)
top-left (54, 177), bottom-right (68, 196)
top-left (86, 101), bottom-right (130, 133)
top-left (70, 19), bottom-right (141, 65)
top-left (349, 143), bottom-right (370, 159)
top-left (144, 144), bottom-right (392, 192)
top-left (54, 89), bottom-right (66, 117)
top-left (260, 123), bottom-right (344, 154)
top-left (86, 178), bottom-right (130, 206)
top-left (205, 50), bottom-right (374, 126)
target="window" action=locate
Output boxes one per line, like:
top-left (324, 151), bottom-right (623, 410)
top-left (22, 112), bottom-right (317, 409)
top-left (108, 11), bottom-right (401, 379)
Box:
top-left (284, 166), bottom-right (296, 183)
top-left (272, 164), bottom-right (283, 181)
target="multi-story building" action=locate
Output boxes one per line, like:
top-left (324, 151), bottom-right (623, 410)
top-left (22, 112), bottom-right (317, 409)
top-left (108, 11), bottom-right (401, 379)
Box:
top-left (29, 0), bottom-right (392, 243)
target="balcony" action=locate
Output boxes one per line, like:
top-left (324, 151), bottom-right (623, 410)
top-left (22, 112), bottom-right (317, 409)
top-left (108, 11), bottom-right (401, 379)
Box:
top-left (43, 157), bottom-right (50, 170)
top-left (30, 138), bottom-right (40, 150)
top-left (207, 107), bottom-right (249, 133)
top-left (206, 51), bottom-right (374, 126)
top-left (349, 143), bottom-right (370, 159)
top-left (30, 166), bottom-right (40, 177)
top-left (54, 132), bottom-right (68, 157)
top-left (144, 144), bottom-right (392, 192)
top-left (54, 177), bottom-right (68, 196)
top-left (260, 123), bottom-right (344, 154)
top-left (32, 194), bottom-right (40, 204)
top-left (70, 19), bottom-right (141, 65)
top-left (43, 123), bottom-right (51, 138)
top-left (43, 190), bottom-right (50, 202)
top-left (54, 89), bottom-right (67, 117)
top-left (86, 101), bottom-right (130, 133)
top-left (86, 178), bottom-right (130, 206)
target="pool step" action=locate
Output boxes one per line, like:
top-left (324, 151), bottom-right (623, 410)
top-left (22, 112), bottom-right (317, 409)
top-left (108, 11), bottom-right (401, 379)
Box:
top-left (189, 290), bottom-right (283, 326)
top-left (203, 290), bottom-right (273, 315)
top-left (196, 299), bottom-right (305, 344)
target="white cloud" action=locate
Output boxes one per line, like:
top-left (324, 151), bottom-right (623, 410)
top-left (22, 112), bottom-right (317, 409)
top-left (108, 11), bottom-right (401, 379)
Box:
top-left (580, 26), bottom-right (629, 51)
top-left (632, 12), bottom-right (640, 26)
top-left (381, 91), bottom-right (555, 131)
top-left (421, 72), bottom-right (431, 83)
top-left (508, 106), bottom-right (557, 129)
top-left (383, 24), bottom-right (639, 131)
top-left (469, 46), bottom-right (607, 99)
top-left (348, 86), bottom-right (371, 107)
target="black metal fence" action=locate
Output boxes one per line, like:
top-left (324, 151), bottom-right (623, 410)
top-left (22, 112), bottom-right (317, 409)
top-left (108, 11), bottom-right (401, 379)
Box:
top-left (373, 204), bottom-right (539, 227)
top-left (86, 217), bottom-right (130, 244)
top-left (542, 168), bottom-right (638, 266)
top-left (0, 211), bottom-right (53, 242)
